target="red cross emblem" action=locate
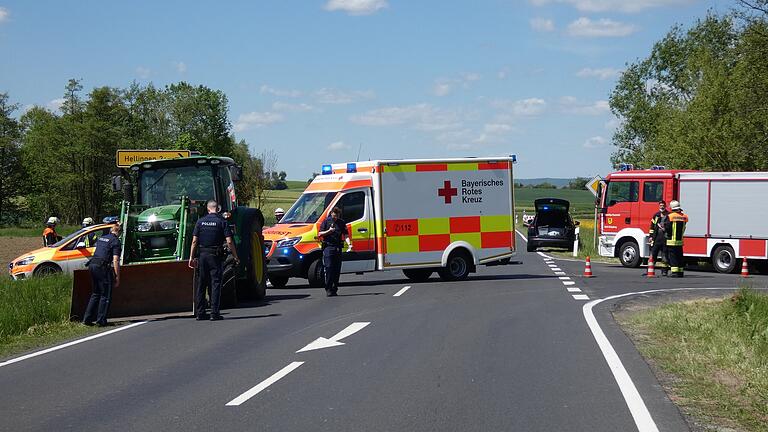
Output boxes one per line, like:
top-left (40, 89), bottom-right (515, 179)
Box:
top-left (438, 180), bottom-right (458, 204)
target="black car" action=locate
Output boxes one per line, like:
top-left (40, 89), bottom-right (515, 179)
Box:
top-left (526, 198), bottom-right (578, 252)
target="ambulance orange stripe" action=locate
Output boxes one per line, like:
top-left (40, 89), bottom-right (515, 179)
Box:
top-left (352, 239), bottom-right (375, 251)
top-left (478, 161), bottom-right (510, 170)
top-left (294, 243), bottom-right (318, 254)
top-left (449, 216), bottom-right (480, 233)
top-left (419, 234), bottom-right (450, 252)
top-left (416, 164), bottom-right (448, 172)
top-left (305, 179), bottom-right (372, 192)
top-left (481, 231), bottom-right (512, 248)
top-left (386, 219), bottom-right (419, 236)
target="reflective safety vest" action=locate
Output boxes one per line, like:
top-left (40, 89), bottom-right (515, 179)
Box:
top-left (665, 211), bottom-right (688, 246)
top-left (649, 211), bottom-right (667, 241)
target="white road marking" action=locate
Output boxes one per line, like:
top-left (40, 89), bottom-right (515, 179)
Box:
top-left (548, 264), bottom-right (558, 268)
top-left (0, 321), bottom-right (148, 369)
top-left (393, 286), bottom-right (411, 297)
top-left (537, 252), bottom-right (554, 259)
top-left (226, 362), bottom-right (304, 406)
top-left (559, 277), bottom-right (571, 280)
top-left (297, 322), bottom-right (371, 353)
top-left (567, 287), bottom-right (582, 292)
top-left (554, 271), bottom-right (567, 276)
top-left (551, 267), bottom-right (562, 271)
top-left (563, 281), bottom-right (576, 286)
top-left (572, 294), bottom-right (590, 300)
top-left (515, 230), bottom-right (528, 242)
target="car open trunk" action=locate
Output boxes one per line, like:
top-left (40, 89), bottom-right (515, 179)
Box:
top-left (533, 198), bottom-right (570, 237)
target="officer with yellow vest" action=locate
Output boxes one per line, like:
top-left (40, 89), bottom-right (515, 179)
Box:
top-left (664, 200), bottom-right (688, 278)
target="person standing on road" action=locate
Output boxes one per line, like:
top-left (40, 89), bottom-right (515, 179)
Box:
top-left (648, 201), bottom-right (669, 276)
top-left (83, 223), bottom-right (122, 327)
top-left (664, 200), bottom-right (688, 278)
top-left (188, 200), bottom-right (240, 321)
top-left (318, 207), bottom-right (351, 297)
top-left (42, 217), bottom-right (61, 246)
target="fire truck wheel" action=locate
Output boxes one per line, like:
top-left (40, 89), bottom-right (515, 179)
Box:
top-left (438, 250), bottom-right (471, 281)
top-left (268, 275), bottom-right (289, 289)
top-left (618, 241), bottom-right (641, 268)
top-left (403, 268), bottom-right (433, 282)
top-left (711, 245), bottom-right (738, 274)
top-left (307, 257), bottom-right (325, 288)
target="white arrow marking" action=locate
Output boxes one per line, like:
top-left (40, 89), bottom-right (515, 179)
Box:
top-left (296, 322), bottom-right (371, 353)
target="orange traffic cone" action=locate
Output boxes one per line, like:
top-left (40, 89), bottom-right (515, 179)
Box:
top-left (583, 256), bottom-right (593, 278)
top-left (646, 257), bottom-right (656, 278)
top-left (741, 257), bottom-right (750, 278)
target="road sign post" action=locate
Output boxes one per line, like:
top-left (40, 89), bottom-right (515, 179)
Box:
top-left (585, 175), bottom-right (604, 250)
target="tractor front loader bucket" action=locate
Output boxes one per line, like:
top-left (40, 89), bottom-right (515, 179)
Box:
top-left (70, 261), bottom-right (194, 320)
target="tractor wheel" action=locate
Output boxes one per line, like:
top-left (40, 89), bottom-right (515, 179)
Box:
top-left (235, 207), bottom-right (268, 302)
top-left (220, 254), bottom-right (238, 309)
top-left (268, 275), bottom-right (289, 289)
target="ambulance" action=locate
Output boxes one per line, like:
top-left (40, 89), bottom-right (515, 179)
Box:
top-left (263, 157), bottom-right (517, 288)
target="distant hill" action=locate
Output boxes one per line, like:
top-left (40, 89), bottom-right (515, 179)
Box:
top-left (517, 178), bottom-right (574, 188)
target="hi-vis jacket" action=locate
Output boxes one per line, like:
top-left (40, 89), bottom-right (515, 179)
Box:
top-left (664, 211), bottom-right (688, 247)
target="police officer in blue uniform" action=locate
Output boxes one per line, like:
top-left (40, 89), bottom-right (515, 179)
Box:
top-left (318, 207), bottom-right (351, 297)
top-left (189, 200), bottom-right (240, 321)
top-left (83, 224), bottom-right (122, 327)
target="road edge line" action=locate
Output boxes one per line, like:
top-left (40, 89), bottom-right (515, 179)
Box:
top-left (226, 361), bottom-right (305, 406)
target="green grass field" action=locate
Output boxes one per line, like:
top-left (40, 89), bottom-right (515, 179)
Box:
top-left (619, 288), bottom-right (768, 431)
top-left (0, 225), bottom-right (80, 238)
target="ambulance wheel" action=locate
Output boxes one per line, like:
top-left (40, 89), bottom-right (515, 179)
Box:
top-left (619, 241), bottom-right (641, 268)
top-left (268, 275), bottom-right (289, 289)
top-left (711, 245), bottom-right (738, 274)
top-left (307, 258), bottom-right (325, 288)
top-left (403, 269), bottom-right (433, 282)
top-left (438, 250), bottom-right (471, 281)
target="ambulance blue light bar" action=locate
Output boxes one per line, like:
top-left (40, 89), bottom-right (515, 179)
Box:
top-left (321, 164), bottom-right (333, 175)
top-left (346, 163), bottom-right (357, 173)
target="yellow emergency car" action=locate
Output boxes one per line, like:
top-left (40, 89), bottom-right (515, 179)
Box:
top-left (8, 223), bottom-right (116, 279)
top-left (263, 157), bottom-right (517, 288)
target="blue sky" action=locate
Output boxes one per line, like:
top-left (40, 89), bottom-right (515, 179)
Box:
top-left (0, 0), bottom-right (731, 180)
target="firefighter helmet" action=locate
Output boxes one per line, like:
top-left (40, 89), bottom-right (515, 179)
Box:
top-left (669, 200), bottom-right (681, 211)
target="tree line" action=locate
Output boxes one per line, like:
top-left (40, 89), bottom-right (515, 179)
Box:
top-left (610, 1), bottom-right (768, 170)
top-left (0, 80), bottom-right (277, 226)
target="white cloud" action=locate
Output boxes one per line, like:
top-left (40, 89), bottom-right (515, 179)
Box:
top-left (483, 123), bottom-right (514, 134)
top-left (432, 73), bottom-right (481, 97)
top-left (492, 98), bottom-right (547, 116)
top-left (324, 0), bottom-right (388, 15)
top-left (47, 98), bottom-right (65, 112)
top-left (0, 7), bottom-right (9, 23)
top-left (566, 17), bottom-right (638, 37)
top-left (559, 96), bottom-right (610, 115)
top-left (272, 101), bottom-right (316, 112)
top-left (136, 66), bottom-right (151, 79)
top-left (260, 85), bottom-right (302, 98)
top-left (530, 18), bottom-right (555, 32)
top-left (584, 136), bottom-right (608, 148)
top-left (529, 0), bottom-right (692, 13)
top-left (327, 141), bottom-right (351, 151)
top-left (233, 111), bottom-right (284, 132)
top-left (174, 61), bottom-right (187, 74)
top-left (351, 103), bottom-right (462, 131)
top-left (604, 116), bottom-right (622, 130)
top-left (576, 67), bottom-right (620, 80)
top-left (314, 87), bottom-right (375, 104)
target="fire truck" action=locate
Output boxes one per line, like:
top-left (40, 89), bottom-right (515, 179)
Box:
top-left (597, 165), bottom-right (768, 273)
top-left (263, 157), bottom-right (517, 287)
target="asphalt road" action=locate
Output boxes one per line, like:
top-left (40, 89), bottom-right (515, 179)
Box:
top-left (2, 235), bottom-right (766, 432)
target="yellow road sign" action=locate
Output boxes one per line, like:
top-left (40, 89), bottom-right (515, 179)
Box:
top-left (586, 175), bottom-right (604, 197)
top-left (116, 150), bottom-right (191, 168)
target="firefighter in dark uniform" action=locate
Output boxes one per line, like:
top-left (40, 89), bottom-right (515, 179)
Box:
top-left (83, 223), bottom-right (122, 327)
top-left (188, 200), bottom-right (240, 320)
top-left (648, 201), bottom-right (669, 276)
top-left (664, 200), bottom-right (689, 278)
top-left (318, 207), bottom-right (352, 297)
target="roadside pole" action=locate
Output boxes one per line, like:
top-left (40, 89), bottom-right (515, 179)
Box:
top-left (585, 175), bottom-right (604, 251)
top-left (573, 226), bottom-right (580, 257)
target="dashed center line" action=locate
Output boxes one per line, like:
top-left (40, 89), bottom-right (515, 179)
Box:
top-left (563, 281), bottom-right (576, 286)
top-left (572, 294), bottom-right (590, 300)
top-left (558, 276), bottom-right (571, 280)
top-left (554, 271), bottom-right (567, 276)
top-left (567, 287), bottom-right (582, 292)
top-left (393, 286), bottom-right (411, 297)
top-left (551, 267), bottom-right (562, 271)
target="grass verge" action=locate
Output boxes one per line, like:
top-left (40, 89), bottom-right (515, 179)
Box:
top-left (618, 288), bottom-right (768, 431)
top-left (0, 275), bottom-right (96, 358)
top-left (0, 225), bottom-right (80, 238)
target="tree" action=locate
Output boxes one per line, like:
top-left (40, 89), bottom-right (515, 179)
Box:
top-left (567, 177), bottom-right (590, 190)
top-left (0, 93), bottom-right (25, 225)
top-left (308, 172), bottom-right (319, 184)
top-left (252, 150), bottom-right (278, 209)
top-left (609, 13), bottom-right (768, 171)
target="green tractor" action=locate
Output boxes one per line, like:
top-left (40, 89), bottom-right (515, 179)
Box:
top-left (71, 155), bottom-right (267, 319)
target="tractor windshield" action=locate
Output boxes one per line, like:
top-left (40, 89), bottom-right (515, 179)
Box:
top-left (139, 166), bottom-right (215, 207)
top-left (281, 192), bottom-right (336, 224)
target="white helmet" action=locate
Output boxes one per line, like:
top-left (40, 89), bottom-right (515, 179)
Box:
top-left (82, 217), bottom-right (94, 226)
top-left (669, 200), bottom-right (681, 211)
top-left (275, 208), bottom-right (285, 214)
top-left (47, 216), bottom-right (58, 225)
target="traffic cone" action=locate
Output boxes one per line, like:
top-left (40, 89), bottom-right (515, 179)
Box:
top-left (741, 257), bottom-right (750, 278)
top-left (646, 257), bottom-right (656, 278)
top-left (583, 256), bottom-right (593, 278)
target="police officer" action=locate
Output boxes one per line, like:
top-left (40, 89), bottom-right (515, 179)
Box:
top-left (83, 223), bottom-right (122, 327)
top-left (188, 200), bottom-right (240, 321)
top-left (665, 200), bottom-right (689, 278)
top-left (648, 201), bottom-right (669, 276)
top-left (318, 207), bottom-right (351, 297)
top-left (274, 208), bottom-right (285, 223)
